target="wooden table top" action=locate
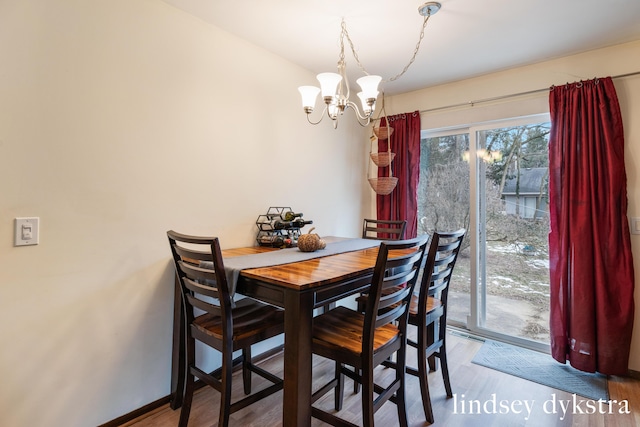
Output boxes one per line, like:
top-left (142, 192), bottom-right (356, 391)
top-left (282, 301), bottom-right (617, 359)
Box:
top-left (221, 246), bottom-right (278, 257)
top-left (222, 245), bottom-right (382, 290)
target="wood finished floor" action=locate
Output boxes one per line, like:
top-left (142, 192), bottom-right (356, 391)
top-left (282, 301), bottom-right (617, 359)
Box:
top-left (124, 332), bottom-right (640, 426)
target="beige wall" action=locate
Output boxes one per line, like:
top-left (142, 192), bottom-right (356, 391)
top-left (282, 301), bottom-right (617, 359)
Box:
top-left (388, 40), bottom-right (640, 371)
top-left (0, 1), bottom-right (370, 426)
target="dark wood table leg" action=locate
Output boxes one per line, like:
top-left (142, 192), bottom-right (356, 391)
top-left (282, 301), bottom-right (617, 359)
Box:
top-left (170, 275), bottom-right (185, 409)
top-left (282, 290), bottom-right (314, 427)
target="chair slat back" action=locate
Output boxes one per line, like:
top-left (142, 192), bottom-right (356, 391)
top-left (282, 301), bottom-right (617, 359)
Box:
top-left (167, 230), bottom-right (232, 323)
top-left (173, 245), bottom-right (214, 263)
top-left (419, 229), bottom-right (466, 312)
top-left (363, 236), bottom-right (429, 343)
top-left (362, 219), bottom-right (407, 241)
top-left (178, 263), bottom-right (223, 317)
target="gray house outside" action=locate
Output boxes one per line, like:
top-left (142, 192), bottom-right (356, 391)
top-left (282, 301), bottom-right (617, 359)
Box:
top-left (502, 167), bottom-right (548, 219)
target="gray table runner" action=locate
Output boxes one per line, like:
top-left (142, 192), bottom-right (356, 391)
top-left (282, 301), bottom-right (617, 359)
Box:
top-left (201, 236), bottom-right (381, 296)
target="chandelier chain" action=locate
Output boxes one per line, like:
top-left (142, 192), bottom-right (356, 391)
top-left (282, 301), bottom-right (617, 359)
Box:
top-left (340, 13), bottom-right (432, 84)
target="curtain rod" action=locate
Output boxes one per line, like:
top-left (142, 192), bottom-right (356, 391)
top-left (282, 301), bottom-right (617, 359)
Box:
top-left (419, 70), bottom-right (640, 114)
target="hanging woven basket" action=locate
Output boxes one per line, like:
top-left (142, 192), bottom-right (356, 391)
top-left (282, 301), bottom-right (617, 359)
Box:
top-left (367, 93), bottom-right (397, 195)
top-left (370, 152), bottom-right (396, 168)
top-left (373, 125), bottom-right (394, 140)
top-left (368, 177), bottom-right (398, 195)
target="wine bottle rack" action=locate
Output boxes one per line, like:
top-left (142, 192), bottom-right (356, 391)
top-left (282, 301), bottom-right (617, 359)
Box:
top-left (256, 206), bottom-right (310, 248)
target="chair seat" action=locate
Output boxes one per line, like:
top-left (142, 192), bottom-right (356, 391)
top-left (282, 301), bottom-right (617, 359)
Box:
top-left (194, 298), bottom-right (284, 343)
top-left (313, 306), bottom-right (400, 358)
top-left (408, 293), bottom-right (442, 316)
top-left (357, 289), bottom-right (442, 317)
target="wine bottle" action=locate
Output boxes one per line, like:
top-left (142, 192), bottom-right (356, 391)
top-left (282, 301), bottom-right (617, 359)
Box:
top-left (257, 219), bottom-right (277, 231)
top-left (282, 211), bottom-right (303, 221)
top-left (273, 219), bottom-right (290, 230)
top-left (258, 235), bottom-right (284, 246)
top-left (291, 218), bottom-right (313, 228)
top-left (271, 218), bottom-right (313, 229)
top-left (259, 219), bottom-right (293, 230)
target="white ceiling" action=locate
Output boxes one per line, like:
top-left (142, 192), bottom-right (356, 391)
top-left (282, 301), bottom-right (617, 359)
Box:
top-left (161, 0), bottom-right (640, 95)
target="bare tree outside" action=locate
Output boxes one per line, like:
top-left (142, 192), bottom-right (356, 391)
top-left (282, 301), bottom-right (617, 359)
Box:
top-left (418, 133), bottom-right (470, 243)
top-left (418, 122), bottom-right (551, 343)
top-left (418, 132), bottom-right (472, 326)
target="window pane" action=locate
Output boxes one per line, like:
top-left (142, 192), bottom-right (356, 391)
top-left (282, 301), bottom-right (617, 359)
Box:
top-left (418, 133), bottom-right (470, 325)
top-left (479, 122), bottom-right (551, 343)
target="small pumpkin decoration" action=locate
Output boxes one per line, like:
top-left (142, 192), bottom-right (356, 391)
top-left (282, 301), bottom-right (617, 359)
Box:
top-left (298, 227), bottom-right (321, 252)
top-left (317, 237), bottom-right (326, 250)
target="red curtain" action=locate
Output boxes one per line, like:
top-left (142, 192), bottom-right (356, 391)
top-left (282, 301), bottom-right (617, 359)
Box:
top-left (548, 77), bottom-right (635, 375)
top-left (376, 111), bottom-right (421, 238)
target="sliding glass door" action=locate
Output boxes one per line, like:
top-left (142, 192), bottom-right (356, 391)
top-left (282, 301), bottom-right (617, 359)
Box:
top-left (418, 115), bottom-right (551, 349)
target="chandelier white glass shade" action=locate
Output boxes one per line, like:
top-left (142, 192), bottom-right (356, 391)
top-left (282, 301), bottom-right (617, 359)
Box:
top-left (298, 2), bottom-right (441, 129)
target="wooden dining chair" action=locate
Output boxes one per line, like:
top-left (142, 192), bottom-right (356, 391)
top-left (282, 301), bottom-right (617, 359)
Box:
top-left (310, 236), bottom-right (429, 427)
top-left (390, 229), bottom-right (466, 423)
top-left (335, 218), bottom-right (407, 316)
top-left (167, 231), bottom-right (284, 427)
top-left (362, 218), bottom-right (407, 241)
top-left (318, 218), bottom-right (407, 316)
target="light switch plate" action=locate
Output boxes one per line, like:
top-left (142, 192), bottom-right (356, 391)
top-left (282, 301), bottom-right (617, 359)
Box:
top-left (630, 217), bottom-right (640, 235)
top-left (15, 217), bottom-right (39, 246)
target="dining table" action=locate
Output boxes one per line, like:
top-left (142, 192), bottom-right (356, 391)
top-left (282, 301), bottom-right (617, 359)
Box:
top-left (169, 236), bottom-right (384, 427)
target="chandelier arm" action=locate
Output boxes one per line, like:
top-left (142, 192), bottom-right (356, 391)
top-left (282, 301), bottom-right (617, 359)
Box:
top-left (345, 101), bottom-right (371, 121)
top-left (345, 102), bottom-right (373, 126)
top-left (357, 117), bottom-right (372, 127)
top-left (305, 106), bottom-right (328, 125)
top-left (303, 102), bottom-right (372, 128)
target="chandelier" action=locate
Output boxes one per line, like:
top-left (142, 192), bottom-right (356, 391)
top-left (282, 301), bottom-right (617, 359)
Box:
top-left (298, 2), bottom-right (441, 128)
